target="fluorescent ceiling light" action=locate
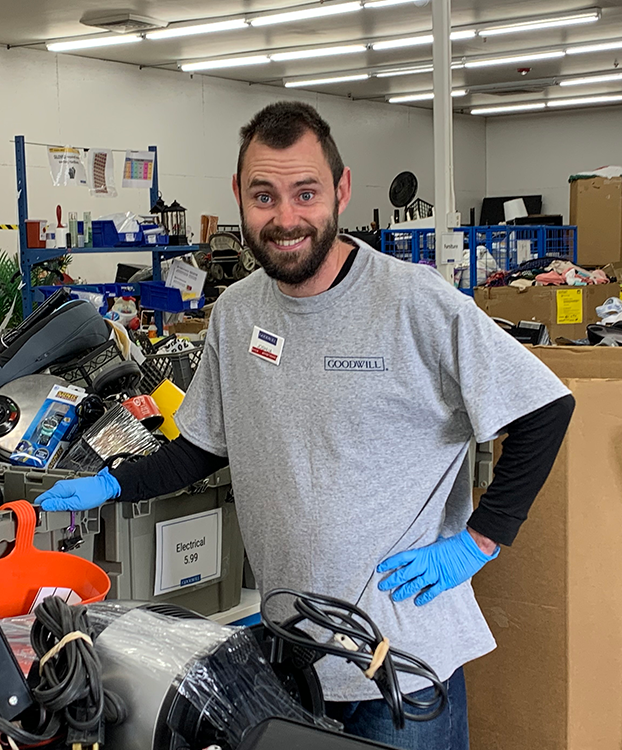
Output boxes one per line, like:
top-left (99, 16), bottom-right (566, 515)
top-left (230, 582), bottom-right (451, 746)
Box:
top-left (285, 73), bottom-right (370, 87)
top-left (377, 64), bottom-right (434, 77)
top-left (250, 2), bottom-right (361, 27)
top-left (471, 103), bottom-right (547, 115)
top-left (547, 94), bottom-right (622, 107)
top-left (389, 92), bottom-right (434, 102)
top-left (372, 29), bottom-right (473, 50)
top-left (450, 29), bottom-right (476, 40)
top-left (46, 34), bottom-right (141, 51)
top-left (567, 40), bottom-right (622, 55)
top-left (181, 55), bottom-right (270, 71)
top-left (560, 72), bottom-right (622, 87)
top-left (372, 34), bottom-right (433, 50)
top-left (465, 50), bottom-right (565, 68)
top-left (271, 44), bottom-right (366, 61)
top-left (388, 88), bottom-right (467, 103)
top-left (147, 19), bottom-right (247, 40)
top-left (479, 11), bottom-right (600, 37)
top-left (364, 0), bottom-right (418, 7)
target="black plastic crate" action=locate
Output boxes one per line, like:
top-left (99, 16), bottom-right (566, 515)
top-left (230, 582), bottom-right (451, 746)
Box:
top-left (49, 340), bottom-right (123, 388)
top-left (140, 346), bottom-right (203, 392)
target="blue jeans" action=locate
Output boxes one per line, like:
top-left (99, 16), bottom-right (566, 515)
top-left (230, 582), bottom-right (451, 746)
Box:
top-left (324, 667), bottom-right (469, 750)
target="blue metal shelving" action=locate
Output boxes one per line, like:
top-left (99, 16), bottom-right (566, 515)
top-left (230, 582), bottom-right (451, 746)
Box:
top-left (381, 225), bottom-right (578, 295)
top-left (15, 135), bottom-right (199, 333)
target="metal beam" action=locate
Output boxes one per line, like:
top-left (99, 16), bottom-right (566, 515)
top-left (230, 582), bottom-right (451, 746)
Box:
top-left (432, 0), bottom-right (459, 283)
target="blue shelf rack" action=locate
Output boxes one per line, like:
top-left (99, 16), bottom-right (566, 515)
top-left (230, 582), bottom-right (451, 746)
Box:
top-left (15, 135), bottom-right (199, 333)
top-left (381, 225), bottom-right (578, 295)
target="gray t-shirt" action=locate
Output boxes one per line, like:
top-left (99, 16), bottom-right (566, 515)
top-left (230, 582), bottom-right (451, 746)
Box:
top-left (176, 239), bottom-right (569, 701)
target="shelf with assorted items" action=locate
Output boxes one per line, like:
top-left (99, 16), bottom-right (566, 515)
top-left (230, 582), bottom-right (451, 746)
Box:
top-left (14, 136), bottom-right (200, 333)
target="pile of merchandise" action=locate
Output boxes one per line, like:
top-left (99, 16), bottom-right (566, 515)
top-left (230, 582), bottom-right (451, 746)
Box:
top-left (482, 257), bottom-right (611, 290)
top-left (0, 288), bottom-right (202, 473)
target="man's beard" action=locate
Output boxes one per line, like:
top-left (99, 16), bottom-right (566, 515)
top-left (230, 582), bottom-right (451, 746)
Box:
top-left (242, 204), bottom-right (339, 286)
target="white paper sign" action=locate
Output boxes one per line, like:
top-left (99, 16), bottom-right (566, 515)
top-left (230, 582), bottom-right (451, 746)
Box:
top-left (154, 508), bottom-right (222, 597)
top-left (166, 259), bottom-right (207, 300)
top-left (122, 150), bottom-right (155, 189)
top-left (87, 148), bottom-right (117, 197)
top-left (440, 233), bottom-right (461, 264)
top-left (48, 146), bottom-right (87, 187)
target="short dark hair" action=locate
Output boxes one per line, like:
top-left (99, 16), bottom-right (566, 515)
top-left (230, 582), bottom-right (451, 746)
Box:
top-left (237, 101), bottom-right (345, 189)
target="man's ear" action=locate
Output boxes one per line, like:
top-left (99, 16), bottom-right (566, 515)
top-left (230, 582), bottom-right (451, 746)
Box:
top-left (232, 174), bottom-right (241, 208)
top-left (336, 167), bottom-right (352, 216)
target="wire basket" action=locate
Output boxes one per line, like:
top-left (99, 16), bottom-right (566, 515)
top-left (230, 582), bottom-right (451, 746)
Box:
top-left (49, 340), bottom-right (124, 389)
top-left (140, 346), bottom-right (203, 393)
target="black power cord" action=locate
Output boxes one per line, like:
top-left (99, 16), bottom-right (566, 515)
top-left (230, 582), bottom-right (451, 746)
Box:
top-left (260, 590), bottom-right (448, 731)
top-left (0, 597), bottom-right (125, 750)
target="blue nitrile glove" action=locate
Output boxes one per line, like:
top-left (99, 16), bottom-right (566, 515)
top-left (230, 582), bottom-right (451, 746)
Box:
top-left (38, 467), bottom-right (121, 511)
top-left (377, 529), bottom-right (499, 607)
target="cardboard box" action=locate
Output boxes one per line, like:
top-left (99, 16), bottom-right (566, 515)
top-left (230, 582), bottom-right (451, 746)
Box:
top-left (474, 284), bottom-right (615, 342)
top-left (467, 346), bottom-right (622, 750)
top-left (570, 177), bottom-right (622, 266)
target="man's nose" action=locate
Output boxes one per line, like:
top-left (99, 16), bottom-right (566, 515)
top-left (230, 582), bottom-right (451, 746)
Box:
top-left (274, 199), bottom-right (299, 228)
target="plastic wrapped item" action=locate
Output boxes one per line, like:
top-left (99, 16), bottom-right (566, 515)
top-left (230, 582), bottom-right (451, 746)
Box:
top-left (0, 613), bottom-right (37, 675)
top-left (85, 602), bottom-right (333, 750)
top-left (57, 402), bottom-right (160, 472)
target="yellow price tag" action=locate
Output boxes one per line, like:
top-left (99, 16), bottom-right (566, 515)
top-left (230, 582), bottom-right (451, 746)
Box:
top-left (556, 288), bottom-right (583, 325)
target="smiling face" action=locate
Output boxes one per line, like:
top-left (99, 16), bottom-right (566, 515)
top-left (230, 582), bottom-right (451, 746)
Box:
top-left (233, 130), bottom-right (351, 287)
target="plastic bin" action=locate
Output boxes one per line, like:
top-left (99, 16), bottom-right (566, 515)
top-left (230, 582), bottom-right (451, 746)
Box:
top-left (139, 281), bottom-right (205, 313)
top-left (93, 467), bottom-right (244, 617)
top-left (92, 220), bottom-right (143, 247)
top-left (141, 345), bottom-right (203, 392)
top-left (0, 466), bottom-right (100, 562)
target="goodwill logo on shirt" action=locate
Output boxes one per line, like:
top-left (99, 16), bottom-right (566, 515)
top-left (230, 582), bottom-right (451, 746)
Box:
top-left (324, 357), bottom-right (385, 372)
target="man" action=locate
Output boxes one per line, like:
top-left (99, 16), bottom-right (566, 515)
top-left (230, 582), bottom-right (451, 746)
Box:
top-left (39, 102), bottom-right (574, 750)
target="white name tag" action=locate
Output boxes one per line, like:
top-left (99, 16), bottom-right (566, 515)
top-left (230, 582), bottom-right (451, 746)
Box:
top-left (249, 325), bottom-right (284, 366)
top-left (154, 508), bottom-right (222, 597)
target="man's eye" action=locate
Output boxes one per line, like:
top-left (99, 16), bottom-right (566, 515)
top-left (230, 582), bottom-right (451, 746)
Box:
top-left (300, 191), bottom-right (314, 201)
top-left (257, 194), bottom-right (271, 204)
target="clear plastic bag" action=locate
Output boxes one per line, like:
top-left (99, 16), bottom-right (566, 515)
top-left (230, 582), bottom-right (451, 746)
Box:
top-left (87, 602), bottom-right (334, 748)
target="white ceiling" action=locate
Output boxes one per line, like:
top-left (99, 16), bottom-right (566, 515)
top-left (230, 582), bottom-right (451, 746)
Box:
top-left (2, 0), bottom-right (622, 114)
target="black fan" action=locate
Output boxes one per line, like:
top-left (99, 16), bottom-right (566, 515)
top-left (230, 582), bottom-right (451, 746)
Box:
top-left (389, 171), bottom-right (418, 222)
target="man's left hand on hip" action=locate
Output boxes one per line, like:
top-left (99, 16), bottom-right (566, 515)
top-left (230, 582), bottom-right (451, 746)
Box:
top-left (377, 528), bottom-right (499, 607)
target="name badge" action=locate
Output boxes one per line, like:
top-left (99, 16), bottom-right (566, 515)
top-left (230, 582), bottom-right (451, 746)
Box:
top-left (249, 326), bottom-right (284, 366)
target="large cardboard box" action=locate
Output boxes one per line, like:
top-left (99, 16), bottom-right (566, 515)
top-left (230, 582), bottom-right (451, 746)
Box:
top-left (467, 346), bottom-right (622, 750)
top-left (474, 284), bottom-right (615, 342)
top-left (570, 176), bottom-right (622, 266)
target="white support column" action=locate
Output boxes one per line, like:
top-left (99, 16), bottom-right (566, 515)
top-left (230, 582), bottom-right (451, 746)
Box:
top-left (432, 0), bottom-right (460, 283)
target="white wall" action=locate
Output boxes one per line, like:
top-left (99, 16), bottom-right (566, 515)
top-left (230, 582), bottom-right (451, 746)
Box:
top-left (485, 105), bottom-right (622, 223)
top-left (0, 45), bottom-right (485, 282)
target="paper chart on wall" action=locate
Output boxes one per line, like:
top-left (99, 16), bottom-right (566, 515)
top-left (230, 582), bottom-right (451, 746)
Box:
top-left (86, 148), bottom-right (117, 197)
top-left (122, 150), bottom-right (155, 189)
top-left (47, 146), bottom-right (87, 187)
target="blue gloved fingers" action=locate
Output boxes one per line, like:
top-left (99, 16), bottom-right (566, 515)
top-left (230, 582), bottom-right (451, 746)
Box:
top-left (41, 494), bottom-right (86, 512)
top-left (378, 553), bottom-right (430, 591)
top-left (36, 469), bottom-right (121, 512)
top-left (36, 480), bottom-right (75, 504)
top-left (376, 548), bottom-right (419, 573)
top-left (415, 582), bottom-right (445, 607)
top-left (391, 574), bottom-right (437, 602)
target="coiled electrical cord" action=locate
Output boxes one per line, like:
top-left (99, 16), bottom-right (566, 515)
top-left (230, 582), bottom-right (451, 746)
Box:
top-left (0, 597), bottom-right (125, 748)
top-left (260, 589), bottom-right (448, 730)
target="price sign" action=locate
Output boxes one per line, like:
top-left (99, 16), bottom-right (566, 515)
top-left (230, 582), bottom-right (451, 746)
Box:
top-left (556, 288), bottom-right (583, 325)
top-left (153, 508), bottom-right (222, 597)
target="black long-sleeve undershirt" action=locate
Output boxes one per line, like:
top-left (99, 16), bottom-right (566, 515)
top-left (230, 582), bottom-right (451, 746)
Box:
top-left (111, 436), bottom-right (228, 502)
top-left (111, 394), bottom-right (574, 546)
top-left (467, 393), bottom-right (575, 546)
